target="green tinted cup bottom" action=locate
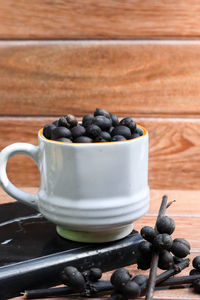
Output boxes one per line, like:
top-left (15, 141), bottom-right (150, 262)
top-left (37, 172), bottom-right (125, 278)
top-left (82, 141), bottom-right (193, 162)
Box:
top-left (56, 224), bottom-right (133, 243)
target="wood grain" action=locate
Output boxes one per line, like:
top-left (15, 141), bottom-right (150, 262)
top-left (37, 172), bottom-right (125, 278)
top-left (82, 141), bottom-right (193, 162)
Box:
top-left (1, 189), bottom-right (198, 300)
top-left (1, 1), bottom-right (200, 39)
top-left (1, 42), bottom-right (200, 117)
top-left (1, 117), bottom-right (200, 190)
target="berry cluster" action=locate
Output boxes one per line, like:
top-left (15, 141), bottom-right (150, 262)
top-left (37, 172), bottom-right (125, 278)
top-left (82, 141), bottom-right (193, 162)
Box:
top-left (43, 108), bottom-right (143, 143)
top-left (61, 266), bottom-right (102, 294)
top-left (110, 268), bottom-right (147, 299)
top-left (137, 216), bottom-right (190, 271)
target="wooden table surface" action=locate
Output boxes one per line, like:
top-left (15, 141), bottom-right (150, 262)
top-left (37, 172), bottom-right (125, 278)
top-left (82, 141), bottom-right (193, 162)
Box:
top-left (1, 188), bottom-right (199, 300)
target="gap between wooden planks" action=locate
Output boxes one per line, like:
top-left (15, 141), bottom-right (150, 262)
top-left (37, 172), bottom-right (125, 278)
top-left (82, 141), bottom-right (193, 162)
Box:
top-left (7, 188), bottom-right (200, 300)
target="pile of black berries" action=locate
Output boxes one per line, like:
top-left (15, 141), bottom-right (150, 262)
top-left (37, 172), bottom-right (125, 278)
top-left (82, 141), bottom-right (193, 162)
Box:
top-left (43, 108), bottom-right (143, 143)
top-left (137, 216), bottom-right (190, 271)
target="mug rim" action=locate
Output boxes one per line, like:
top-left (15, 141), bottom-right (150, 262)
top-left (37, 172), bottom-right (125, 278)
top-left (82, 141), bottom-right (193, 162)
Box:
top-left (39, 124), bottom-right (147, 146)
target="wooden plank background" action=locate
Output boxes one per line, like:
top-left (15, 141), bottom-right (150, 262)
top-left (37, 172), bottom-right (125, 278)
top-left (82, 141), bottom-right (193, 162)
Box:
top-left (1, 1), bottom-right (200, 39)
top-left (0, 41), bottom-right (200, 117)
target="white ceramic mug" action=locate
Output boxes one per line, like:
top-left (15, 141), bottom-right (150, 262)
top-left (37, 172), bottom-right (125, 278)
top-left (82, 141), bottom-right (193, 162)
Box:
top-left (0, 126), bottom-right (149, 243)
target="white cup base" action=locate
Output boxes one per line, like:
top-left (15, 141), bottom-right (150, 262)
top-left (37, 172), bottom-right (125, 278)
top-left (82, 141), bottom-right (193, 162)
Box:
top-left (56, 224), bottom-right (134, 243)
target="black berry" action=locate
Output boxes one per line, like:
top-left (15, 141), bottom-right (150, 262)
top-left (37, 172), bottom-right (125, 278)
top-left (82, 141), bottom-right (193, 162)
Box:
top-left (111, 126), bottom-right (131, 139)
top-left (94, 108), bottom-right (110, 119)
top-left (58, 116), bottom-right (70, 128)
top-left (86, 124), bottom-right (101, 138)
top-left (130, 132), bottom-right (140, 139)
top-left (121, 281), bottom-right (141, 298)
top-left (110, 268), bottom-right (131, 290)
top-left (153, 233), bottom-right (173, 250)
top-left (156, 216), bottom-right (175, 235)
top-left (43, 124), bottom-right (56, 139)
top-left (158, 250), bottom-right (174, 270)
top-left (138, 241), bottom-right (153, 258)
top-left (74, 136), bottom-right (93, 143)
top-left (136, 126), bottom-right (143, 136)
top-left (52, 120), bottom-right (59, 126)
top-left (110, 113), bottom-right (119, 126)
top-left (71, 125), bottom-right (86, 139)
top-left (190, 269), bottom-right (200, 276)
top-left (132, 275), bottom-right (148, 287)
top-left (111, 135), bottom-right (127, 142)
top-left (92, 115), bottom-right (112, 131)
top-left (193, 256), bottom-right (200, 270)
top-left (51, 127), bottom-right (72, 140)
top-left (62, 266), bottom-right (86, 292)
top-left (140, 226), bottom-right (156, 243)
top-left (65, 114), bottom-right (78, 128)
top-left (170, 238), bottom-right (190, 258)
top-left (119, 118), bottom-right (136, 133)
top-left (100, 131), bottom-right (111, 141)
top-left (193, 279), bottom-right (200, 293)
top-left (88, 267), bottom-right (102, 282)
top-left (82, 114), bottom-right (94, 127)
top-left (137, 255), bottom-right (151, 270)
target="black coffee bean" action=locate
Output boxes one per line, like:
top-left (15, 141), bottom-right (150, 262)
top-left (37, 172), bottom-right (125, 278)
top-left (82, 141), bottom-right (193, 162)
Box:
top-left (119, 117), bottom-right (136, 133)
top-left (86, 124), bottom-right (101, 138)
top-left (71, 125), bottom-right (86, 139)
top-left (132, 275), bottom-right (148, 287)
top-left (111, 135), bottom-right (127, 142)
top-left (130, 132), bottom-right (140, 139)
top-left (170, 238), bottom-right (190, 258)
top-left (94, 108), bottom-right (110, 119)
top-left (140, 226), bottom-right (156, 243)
top-left (100, 131), bottom-right (111, 141)
top-left (92, 115), bottom-right (112, 131)
top-left (190, 269), bottom-right (200, 276)
top-left (193, 256), bottom-right (200, 270)
top-left (121, 281), bottom-right (141, 298)
top-left (153, 233), bottom-right (173, 250)
top-left (158, 250), bottom-right (174, 270)
top-left (156, 216), bottom-right (175, 235)
top-left (52, 120), bottom-right (59, 126)
top-left (110, 268), bottom-right (131, 290)
top-left (43, 124), bottom-right (56, 139)
top-left (55, 138), bottom-right (72, 143)
top-left (110, 113), bottom-right (119, 126)
top-left (137, 241), bottom-right (153, 257)
top-left (82, 114), bottom-right (94, 127)
top-left (111, 126), bottom-right (131, 139)
top-left (65, 114), bottom-right (78, 128)
top-left (74, 136), bottom-right (93, 143)
top-left (62, 266), bottom-right (86, 292)
top-left (193, 279), bottom-right (200, 293)
top-left (51, 127), bottom-right (72, 140)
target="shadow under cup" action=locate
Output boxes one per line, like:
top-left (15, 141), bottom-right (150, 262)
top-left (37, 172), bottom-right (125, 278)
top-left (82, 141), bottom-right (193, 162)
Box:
top-left (38, 125), bottom-right (149, 243)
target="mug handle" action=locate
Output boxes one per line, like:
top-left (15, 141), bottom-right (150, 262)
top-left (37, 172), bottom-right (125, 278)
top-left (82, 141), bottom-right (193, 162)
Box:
top-left (0, 142), bottom-right (40, 210)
